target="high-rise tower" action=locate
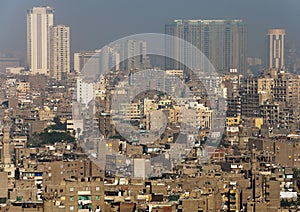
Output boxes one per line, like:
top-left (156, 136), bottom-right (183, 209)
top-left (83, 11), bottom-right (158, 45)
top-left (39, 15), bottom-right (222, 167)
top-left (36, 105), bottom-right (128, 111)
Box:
top-left (165, 19), bottom-right (247, 74)
top-left (50, 25), bottom-right (70, 80)
top-left (266, 29), bottom-right (286, 69)
top-left (27, 6), bottom-right (54, 75)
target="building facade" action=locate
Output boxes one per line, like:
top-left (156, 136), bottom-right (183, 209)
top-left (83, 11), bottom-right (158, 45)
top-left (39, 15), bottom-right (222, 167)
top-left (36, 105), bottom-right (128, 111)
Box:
top-left (241, 68), bottom-right (300, 133)
top-left (116, 39), bottom-right (150, 71)
top-left (50, 25), bottom-right (70, 81)
top-left (74, 51), bottom-right (99, 74)
top-left (165, 19), bottom-right (247, 74)
top-left (27, 6), bottom-right (54, 75)
top-left (74, 48), bottom-right (120, 74)
top-left (266, 29), bottom-right (286, 69)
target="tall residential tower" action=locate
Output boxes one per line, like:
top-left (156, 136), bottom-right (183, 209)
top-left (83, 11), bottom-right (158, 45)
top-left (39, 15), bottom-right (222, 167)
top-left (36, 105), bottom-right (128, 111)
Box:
top-left (50, 25), bottom-right (70, 80)
top-left (27, 6), bottom-right (54, 75)
top-left (266, 29), bottom-right (286, 69)
top-left (165, 19), bottom-right (247, 74)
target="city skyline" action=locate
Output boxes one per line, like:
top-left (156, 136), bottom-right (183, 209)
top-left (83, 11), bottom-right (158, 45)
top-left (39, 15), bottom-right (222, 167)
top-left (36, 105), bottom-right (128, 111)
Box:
top-left (0, 0), bottom-right (299, 58)
top-left (27, 6), bottom-right (70, 80)
top-left (1, 2), bottom-right (300, 211)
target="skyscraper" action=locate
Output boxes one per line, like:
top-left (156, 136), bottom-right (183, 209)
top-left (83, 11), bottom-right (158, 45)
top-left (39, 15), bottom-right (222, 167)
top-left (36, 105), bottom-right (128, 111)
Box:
top-left (50, 25), bottom-right (70, 80)
top-left (116, 40), bottom-right (150, 71)
top-left (266, 29), bottom-right (286, 69)
top-left (27, 6), bottom-right (54, 75)
top-left (125, 40), bottom-right (148, 71)
top-left (165, 19), bottom-right (247, 74)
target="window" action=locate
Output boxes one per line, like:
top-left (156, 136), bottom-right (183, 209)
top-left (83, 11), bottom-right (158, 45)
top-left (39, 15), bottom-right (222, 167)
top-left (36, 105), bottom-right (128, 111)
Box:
top-left (70, 206), bottom-right (74, 211)
top-left (70, 187), bottom-right (74, 192)
top-left (95, 187), bottom-right (100, 191)
top-left (96, 195), bottom-right (100, 200)
top-left (78, 196), bottom-right (91, 201)
top-left (70, 196), bottom-right (74, 201)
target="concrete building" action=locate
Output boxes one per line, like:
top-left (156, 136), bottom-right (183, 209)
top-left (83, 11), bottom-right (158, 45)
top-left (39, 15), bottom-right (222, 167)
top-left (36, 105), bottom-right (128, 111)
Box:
top-left (222, 74), bottom-right (241, 117)
top-left (249, 137), bottom-right (300, 169)
top-left (0, 169), bottom-right (8, 206)
top-left (116, 39), bottom-right (150, 71)
top-left (27, 6), bottom-right (54, 75)
top-left (50, 25), bottom-right (70, 81)
top-left (74, 51), bottom-right (100, 74)
top-left (74, 48), bottom-right (119, 74)
top-left (241, 77), bottom-right (260, 117)
top-left (242, 68), bottom-right (300, 133)
top-left (143, 98), bottom-right (158, 116)
top-left (181, 102), bottom-right (212, 130)
top-left (1, 111), bottom-right (11, 164)
top-left (165, 19), bottom-right (247, 74)
top-left (133, 158), bottom-right (151, 180)
top-left (166, 70), bottom-right (184, 80)
top-left (119, 103), bottom-right (141, 120)
top-left (266, 29), bottom-right (286, 69)
top-left (44, 176), bottom-right (104, 212)
top-left (100, 46), bottom-right (120, 72)
top-left (76, 78), bottom-right (95, 106)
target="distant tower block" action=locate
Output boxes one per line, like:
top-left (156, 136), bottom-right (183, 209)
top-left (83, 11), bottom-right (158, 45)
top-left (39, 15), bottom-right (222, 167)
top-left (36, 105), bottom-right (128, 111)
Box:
top-left (2, 110), bottom-right (11, 164)
top-left (50, 25), bottom-right (70, 81)
top-left (27, 6), bottom-right (54, 75)
top-left (266, 29), bottom-right (286, 69)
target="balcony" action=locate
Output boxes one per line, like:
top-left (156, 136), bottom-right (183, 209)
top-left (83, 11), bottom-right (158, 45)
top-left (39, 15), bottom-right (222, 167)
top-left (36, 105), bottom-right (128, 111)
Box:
top-left (78, 191), bottom-right (91, 195)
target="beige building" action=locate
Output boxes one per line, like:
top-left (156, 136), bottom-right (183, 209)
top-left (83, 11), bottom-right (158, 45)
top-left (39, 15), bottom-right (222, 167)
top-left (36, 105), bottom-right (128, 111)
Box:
top-left (50, 25), bottom-right (70, 81)
top-left (16, 81), bottom-right (30, 93)
top-left (38, 106), bottom-right (54, 121)
top-left (249, 137), bottom-right (300, 169)
top-left (180, 102), bottom-right (212, 130)
top-left (1, 112), bottom-right (11, 164)
top-left (119, 103), bottom-right (141, 119)
top-left (166, 69), bottom-right (184, 80)
top-left (143, 99), bottom-right (158, 116)
top-left (74, 51), bottom-right (99, 74)
top-left (44, 177), bottom-right (104, 212)
top-left (266, 29), bottom-right (286, 69)
top-left (27, 6), bottom-right (54, 75)
top-left (0, 172), bottom-right (8, 206)
top-left (242, 69), bottom-right (300, 132)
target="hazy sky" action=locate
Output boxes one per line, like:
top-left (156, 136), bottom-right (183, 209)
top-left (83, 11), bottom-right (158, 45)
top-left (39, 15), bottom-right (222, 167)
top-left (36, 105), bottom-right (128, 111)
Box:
top-left (0, 0), bottom-right (299, 58)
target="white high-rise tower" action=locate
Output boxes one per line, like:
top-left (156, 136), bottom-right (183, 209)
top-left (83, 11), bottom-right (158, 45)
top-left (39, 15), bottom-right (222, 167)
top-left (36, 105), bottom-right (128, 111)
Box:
top-left (27, 6), bottom-right (54, 75)
top-left (266, 29), bottom-right (286, 69)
